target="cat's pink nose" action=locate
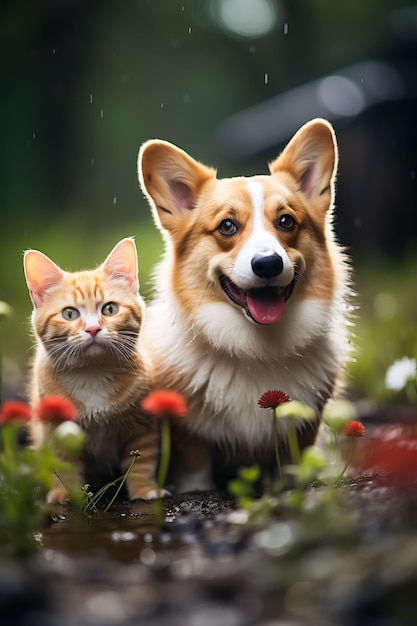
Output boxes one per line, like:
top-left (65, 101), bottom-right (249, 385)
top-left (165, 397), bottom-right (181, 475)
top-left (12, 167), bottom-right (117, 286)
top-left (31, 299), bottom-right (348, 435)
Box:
top-left (86, 326), bottom-right (101, 338)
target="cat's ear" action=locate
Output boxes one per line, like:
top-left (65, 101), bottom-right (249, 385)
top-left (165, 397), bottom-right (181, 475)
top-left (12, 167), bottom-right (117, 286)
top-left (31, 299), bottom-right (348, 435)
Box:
top-left (103, 238), bottom-right (139, 291)
top-left (24, 250), bottom-right (64, 307)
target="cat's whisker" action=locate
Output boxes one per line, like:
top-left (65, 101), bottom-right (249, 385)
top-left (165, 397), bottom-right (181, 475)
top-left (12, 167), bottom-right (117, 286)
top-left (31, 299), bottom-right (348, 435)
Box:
top-left (24, 238), bottom-right (161, 504)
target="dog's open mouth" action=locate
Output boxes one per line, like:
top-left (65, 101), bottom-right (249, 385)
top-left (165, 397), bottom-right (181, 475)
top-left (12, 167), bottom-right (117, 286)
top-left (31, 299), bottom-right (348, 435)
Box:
top-left (219, 274), bottom-right (295, 325)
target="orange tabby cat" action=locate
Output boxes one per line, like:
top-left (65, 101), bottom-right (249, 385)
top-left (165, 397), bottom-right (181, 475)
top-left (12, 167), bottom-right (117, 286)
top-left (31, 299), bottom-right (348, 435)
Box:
top-left (24, 237), bottom-right (161, 503)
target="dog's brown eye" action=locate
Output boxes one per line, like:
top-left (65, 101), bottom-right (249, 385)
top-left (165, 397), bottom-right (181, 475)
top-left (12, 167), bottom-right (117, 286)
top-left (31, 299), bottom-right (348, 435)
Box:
top-left (218, 218), bottom-right (239, 237)
top-left (277, 214), bottom-right (296, 232)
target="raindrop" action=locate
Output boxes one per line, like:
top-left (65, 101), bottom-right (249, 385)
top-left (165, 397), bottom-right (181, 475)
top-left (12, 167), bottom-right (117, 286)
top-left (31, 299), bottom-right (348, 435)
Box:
top-left (188, 26), bottom-right (192, 34)
top-left (264, 73), bottom-right (269, 85)
top-left (89, 93), bottom-right (93, 104)
top-left (32, 132), bottom-right (36, 140)
top-left (52, 47), bottom-right (56, 54)
top-left (100, 109), bottom-right (104, 119)
top-left (283, 22), bottom-right (289, 34)
top-left (113, 196), bottom-right (117, 205)
top-left (160, 103), bottom-right (164, 109)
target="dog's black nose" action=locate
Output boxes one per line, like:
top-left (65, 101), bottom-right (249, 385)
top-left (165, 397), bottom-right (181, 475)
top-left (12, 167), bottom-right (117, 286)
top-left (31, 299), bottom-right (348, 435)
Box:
top-left (251, 253), bottom-right (283, 278)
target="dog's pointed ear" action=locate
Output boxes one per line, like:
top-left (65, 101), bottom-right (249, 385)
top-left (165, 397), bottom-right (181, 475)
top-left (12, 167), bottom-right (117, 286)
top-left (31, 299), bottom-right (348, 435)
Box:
top-left (269, 119), bottom-right (338, 211)
top-left (138, 140), bottom-right (216, 232)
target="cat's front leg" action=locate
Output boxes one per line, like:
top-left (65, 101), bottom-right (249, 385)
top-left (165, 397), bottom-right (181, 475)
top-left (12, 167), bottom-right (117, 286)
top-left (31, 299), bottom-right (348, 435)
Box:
top-left (47, 473), bottom-right (70, 504)
top-left (121, 429), bottom-right (167, 500)
top-left (46, 458), bottom-right (85, 504)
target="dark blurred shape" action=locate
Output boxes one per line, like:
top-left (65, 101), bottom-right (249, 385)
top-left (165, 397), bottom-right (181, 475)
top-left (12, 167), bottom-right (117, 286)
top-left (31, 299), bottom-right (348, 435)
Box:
top-left (217, 60), bottom-right (412, 159)
top-left (215, 4), bottom-right (417, 257)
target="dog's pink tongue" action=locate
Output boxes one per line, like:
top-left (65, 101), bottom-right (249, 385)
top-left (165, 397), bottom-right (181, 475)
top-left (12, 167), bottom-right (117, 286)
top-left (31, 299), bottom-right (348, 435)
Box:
top-left (246, 292), bottom-right (286, 325)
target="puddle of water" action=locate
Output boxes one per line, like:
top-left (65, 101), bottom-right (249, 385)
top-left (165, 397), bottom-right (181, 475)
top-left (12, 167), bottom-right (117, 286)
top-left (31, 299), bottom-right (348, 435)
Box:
top-left (40, 491), bottom-right (234, 563)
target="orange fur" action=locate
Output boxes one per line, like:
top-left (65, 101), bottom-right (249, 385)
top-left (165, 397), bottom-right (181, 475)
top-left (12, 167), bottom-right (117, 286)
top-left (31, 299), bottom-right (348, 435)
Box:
top-left (24, 238), bottom-right (161, 503)
top-left (138, 119), bottom-right (352, 489)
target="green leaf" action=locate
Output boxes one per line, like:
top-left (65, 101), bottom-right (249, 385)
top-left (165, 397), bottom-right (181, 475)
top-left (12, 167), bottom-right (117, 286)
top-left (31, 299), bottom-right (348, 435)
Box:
top-left (238, 465), bottom-right (261, 483)
top-left (322, 399), bottom-right (358, 431)
top-left (301, 445), bottom-right (327, 470)
top-left (275, 401), bottom-right (316, 420)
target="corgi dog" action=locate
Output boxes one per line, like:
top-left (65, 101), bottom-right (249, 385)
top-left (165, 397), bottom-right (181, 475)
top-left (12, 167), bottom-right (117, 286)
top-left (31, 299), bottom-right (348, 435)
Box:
top-left (138, 118), bottom-right (352, 489)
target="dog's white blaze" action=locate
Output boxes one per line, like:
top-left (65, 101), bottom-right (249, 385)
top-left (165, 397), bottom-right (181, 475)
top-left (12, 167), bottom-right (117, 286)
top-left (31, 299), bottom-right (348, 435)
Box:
top-left (246, 179), bottom-right (264, 221)
top-left (232, 179), bottom-right (292, 287)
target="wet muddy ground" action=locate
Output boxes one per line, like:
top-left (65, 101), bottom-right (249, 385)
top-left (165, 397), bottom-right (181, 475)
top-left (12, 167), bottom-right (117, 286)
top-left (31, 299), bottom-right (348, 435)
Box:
top-left (3, 474), bottom-right (417, 626)
top-left (3, 406), bottom-right (417, 625)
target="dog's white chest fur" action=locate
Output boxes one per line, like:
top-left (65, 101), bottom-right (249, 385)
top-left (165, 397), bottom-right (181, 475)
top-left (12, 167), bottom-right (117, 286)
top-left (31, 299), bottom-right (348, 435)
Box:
top-left (138, 117), bottom-right (351, 464)
top-left (143, 293), bottom-right (344, 448)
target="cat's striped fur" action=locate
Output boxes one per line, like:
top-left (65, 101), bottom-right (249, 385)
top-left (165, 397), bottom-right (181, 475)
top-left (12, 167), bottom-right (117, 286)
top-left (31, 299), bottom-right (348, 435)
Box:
top-left (24, 238), bottom-right (160, 503)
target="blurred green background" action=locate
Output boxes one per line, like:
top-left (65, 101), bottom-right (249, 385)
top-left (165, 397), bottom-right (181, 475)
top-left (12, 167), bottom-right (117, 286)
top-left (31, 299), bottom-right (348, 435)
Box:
top-left (1, 0), bottom-right (416, 403)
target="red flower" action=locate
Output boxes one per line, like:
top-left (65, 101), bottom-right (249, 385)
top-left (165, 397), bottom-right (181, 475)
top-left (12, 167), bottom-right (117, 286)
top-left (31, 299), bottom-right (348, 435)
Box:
top-left (352, 425), bottom-right (417, 488)
top-left (141, 390), bottom-right (187, 418)
top-left (258, 390), bottom-right (290, 409)
top-left (35, 396), bottom-right (78, 423)
top-left (0, 401), bottom-right (32, 425)
top-left (341, 420), bottom-right (366, 437)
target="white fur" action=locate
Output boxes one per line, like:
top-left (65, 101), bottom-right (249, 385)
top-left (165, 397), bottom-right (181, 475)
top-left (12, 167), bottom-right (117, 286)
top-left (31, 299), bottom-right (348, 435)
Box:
top-left (60, 369), bottom-right (117, 418)
top-left (143, 287), bottom-right (346, 449)
top-left (34, 342), bottom-right (118, 420)
top-left (232, 180), bottom-right (292, 288)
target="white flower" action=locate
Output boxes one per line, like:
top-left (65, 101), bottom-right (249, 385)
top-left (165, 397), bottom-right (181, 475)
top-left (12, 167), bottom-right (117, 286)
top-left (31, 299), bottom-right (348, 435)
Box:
top-left (385, 357), bottom-right (417, 391)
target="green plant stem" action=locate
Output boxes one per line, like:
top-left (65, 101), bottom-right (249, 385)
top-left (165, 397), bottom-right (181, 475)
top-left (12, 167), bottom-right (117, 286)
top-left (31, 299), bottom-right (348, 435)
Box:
top-left (82, 475), bottom-right (125, 513)
top-left (335, 440), bottom-right (354, 484)
top-left (1, 425), bottom-right (17, 459)
top-left (53, 470), bottom-right (70, 497)
top-left (104, 454), bottom-right (139, 512)
top-left (82, 488), bottom-right (98, 514)
top-left (157, 417), bottom-right (171, 497)
top-left (287, 417), bottom-right (301, 465)
top-left (272, 413), bottom-right (283, 488)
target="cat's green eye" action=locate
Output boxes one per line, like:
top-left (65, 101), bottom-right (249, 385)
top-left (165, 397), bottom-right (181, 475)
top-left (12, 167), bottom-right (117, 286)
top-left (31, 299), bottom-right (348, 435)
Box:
top-left (102, 302), bottom-right (119, 316)
top-left (62, 307), bottom-right (80, 321)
